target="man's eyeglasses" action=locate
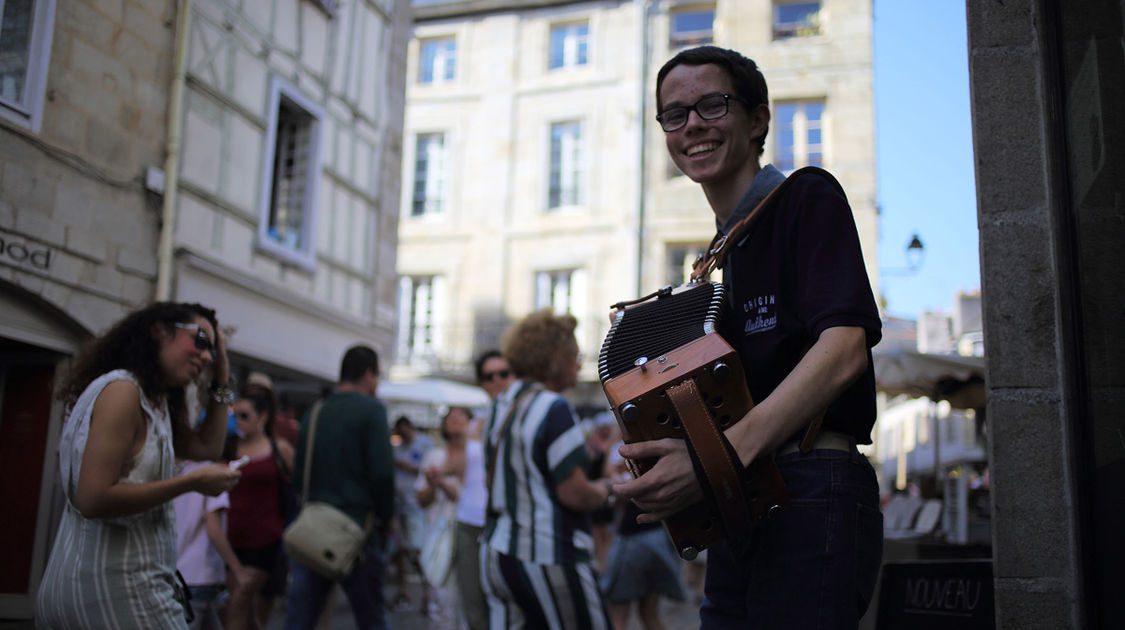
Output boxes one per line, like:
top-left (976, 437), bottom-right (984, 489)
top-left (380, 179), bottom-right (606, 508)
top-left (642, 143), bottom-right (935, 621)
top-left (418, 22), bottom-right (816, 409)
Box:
top-left (481, 369), bottom-right (510, 382)
top-left (174, 323), bottom-right (214, 354)
top-left (656, 93), bottom-right (746, 132)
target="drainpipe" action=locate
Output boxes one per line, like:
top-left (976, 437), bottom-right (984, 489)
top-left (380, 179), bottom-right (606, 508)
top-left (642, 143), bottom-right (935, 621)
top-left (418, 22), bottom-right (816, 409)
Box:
top-left (156, 0), bottom-right (192, 301)
top-left (635, 0), bottom-right (652, 295)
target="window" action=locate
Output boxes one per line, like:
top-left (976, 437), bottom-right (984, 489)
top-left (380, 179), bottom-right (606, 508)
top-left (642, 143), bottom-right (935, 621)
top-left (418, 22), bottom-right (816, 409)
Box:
top-left (0, 0), bottom-right (55, 132)
top-left (418, 37), bottom-right (455, 84)
top-left (549, 22), bottom-right (588, 69)
top-left (535, 268), bottom-right (588, 349)
top-left (773, 1), bottom-right (821, 39)
top-left (548, 121), bottom-right (582, 209)
top-left (670, 8), bottom-right (714, 47)
top-left (398, 275), bottom-right (445, 361)
top-left (774, 100), bottom-right (823, 171)
top-left (411, 132), bottom-right (446, 216)
top-left (665, 243), bottom-right (712, 286)
top-left (257, 77), bottom-right (324, 269)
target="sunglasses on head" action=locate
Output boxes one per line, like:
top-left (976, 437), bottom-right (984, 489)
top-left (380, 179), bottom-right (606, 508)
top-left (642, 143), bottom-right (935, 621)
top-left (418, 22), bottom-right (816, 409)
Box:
top-left (174, 323), bottom-right (214, 353)
top-left (481, 369), bottom-right (510, 382)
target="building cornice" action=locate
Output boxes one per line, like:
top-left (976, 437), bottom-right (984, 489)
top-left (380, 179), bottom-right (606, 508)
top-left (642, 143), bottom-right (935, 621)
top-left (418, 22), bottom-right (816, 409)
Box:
top-left (413, 0), bottom-right (603, 22)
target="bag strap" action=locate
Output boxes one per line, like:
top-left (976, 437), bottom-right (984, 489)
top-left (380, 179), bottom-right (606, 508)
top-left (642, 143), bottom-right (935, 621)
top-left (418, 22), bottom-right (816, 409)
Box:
top-left (485, 384), bottom-right (542, 517)
top-left (298, 401), bottom-right (323, 505)
top-left (297, 399), bottom-right (377, 534)
top-left (691, 167), bottom-right (841, 283)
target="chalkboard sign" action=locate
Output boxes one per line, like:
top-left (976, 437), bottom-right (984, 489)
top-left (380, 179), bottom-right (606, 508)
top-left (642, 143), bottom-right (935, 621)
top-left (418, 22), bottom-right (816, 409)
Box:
top-left (876, 560), bottom-right (994, 630)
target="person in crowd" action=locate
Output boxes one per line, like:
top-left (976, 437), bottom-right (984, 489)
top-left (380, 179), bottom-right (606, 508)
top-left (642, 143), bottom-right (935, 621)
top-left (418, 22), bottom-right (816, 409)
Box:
top-left (452, 350), bottom-right (513, 630)
top-left (612, 45), bottom-right (884, 629)
top-left (415, 406), bottom-right (472, 627)
top-left (389, 415), bottom-right (432, 612)
top-left (598, 442), bottom-right (685, 630)
top-left (584, 412), bottom-right (619, 572)
top-left (283, 346), bottom-right (395, 630)
top-left (36, 302), bottom-right (241, 629)
top-left (224, 389), bottom-right (294, 630)
top-left (173, 457), bottom-right (247, 630)
top-left (481, 310), bottom-right (614, 630)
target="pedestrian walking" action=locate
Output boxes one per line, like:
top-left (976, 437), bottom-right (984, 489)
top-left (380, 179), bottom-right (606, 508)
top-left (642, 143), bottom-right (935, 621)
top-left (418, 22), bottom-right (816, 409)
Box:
top-left (282, 346), bottom-right (395, 630)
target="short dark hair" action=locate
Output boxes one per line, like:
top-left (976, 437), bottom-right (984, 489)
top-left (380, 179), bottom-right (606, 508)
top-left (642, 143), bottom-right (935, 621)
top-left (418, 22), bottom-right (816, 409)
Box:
top-left (339, 345), bottom-right (379, 383)
top-left (395, 416), bottom-right (414, 431)
top-left (474, 349), bottom-right (504, 382)
top-left (655, 46), bottom-right (770, 154)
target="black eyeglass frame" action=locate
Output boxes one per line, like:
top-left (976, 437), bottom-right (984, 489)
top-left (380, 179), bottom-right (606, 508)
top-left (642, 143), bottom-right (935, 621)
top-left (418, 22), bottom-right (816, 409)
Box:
top-left (174, 323), bottom-right (214, 353)
top-left (655, 93), bottom-right (749, 132)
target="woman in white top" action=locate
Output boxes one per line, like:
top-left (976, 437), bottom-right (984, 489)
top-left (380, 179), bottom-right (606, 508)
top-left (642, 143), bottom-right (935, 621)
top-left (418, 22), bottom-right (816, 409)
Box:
top-left (36, 302), bottom-right (241, 630)
top-left (416, 406), bottom-right (470, 628)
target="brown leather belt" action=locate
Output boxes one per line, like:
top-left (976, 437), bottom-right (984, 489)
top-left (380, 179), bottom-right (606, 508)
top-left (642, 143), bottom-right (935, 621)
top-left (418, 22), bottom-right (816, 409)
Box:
top-left (777, 430), bottom-right (856, 456)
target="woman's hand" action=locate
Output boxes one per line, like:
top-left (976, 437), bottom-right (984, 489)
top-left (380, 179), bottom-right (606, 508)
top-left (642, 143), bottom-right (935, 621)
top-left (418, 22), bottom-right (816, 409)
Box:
top-left (424, 466), bottom-right (442, 486)
top-left (188, 462), bottom-right (241, 496)
top-left (211, 325), bottom-right (233, 383)
top-left (611, 438), bottom-right (702, 524)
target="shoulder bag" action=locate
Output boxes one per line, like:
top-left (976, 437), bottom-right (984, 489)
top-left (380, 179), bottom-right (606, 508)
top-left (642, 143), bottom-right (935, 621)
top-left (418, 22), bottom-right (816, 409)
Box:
top-left (282, 400), bottom-right (373, 581)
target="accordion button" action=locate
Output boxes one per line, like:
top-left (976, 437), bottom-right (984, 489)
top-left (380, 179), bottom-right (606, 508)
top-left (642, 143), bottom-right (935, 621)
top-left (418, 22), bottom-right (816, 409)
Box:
top-left (679, 546), bottom-right (699, 561)
top-left (712, 361), bottom-right (730, 383)
top-left (620, 402), bottom-right (639, 423)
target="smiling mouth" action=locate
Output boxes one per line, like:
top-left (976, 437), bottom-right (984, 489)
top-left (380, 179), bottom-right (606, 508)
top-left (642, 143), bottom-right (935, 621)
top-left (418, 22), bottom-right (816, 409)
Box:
top-left (686, 141), bottom-right (719, 157)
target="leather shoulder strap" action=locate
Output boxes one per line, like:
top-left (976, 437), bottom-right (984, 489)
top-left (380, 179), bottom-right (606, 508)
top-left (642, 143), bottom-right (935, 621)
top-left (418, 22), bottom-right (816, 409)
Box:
top-left (691, 167), bottom-right (843, 282)
top-left (298, 400), bottom-right (323, 505)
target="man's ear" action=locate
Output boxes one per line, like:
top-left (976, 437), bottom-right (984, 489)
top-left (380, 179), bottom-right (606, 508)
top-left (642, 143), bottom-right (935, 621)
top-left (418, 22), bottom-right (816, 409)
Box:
top-left (749, 103), bottom-right (770, 140)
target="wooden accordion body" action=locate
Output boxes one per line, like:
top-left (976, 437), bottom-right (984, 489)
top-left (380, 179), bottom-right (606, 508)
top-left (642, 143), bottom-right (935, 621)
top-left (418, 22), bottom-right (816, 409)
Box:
top-left (599, 282), bottom-right (788, 559)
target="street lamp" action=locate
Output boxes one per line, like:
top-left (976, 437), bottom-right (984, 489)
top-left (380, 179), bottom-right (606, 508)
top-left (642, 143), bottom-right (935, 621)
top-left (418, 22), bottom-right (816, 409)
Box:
top-left (882, 233), bottom-right (926, 276)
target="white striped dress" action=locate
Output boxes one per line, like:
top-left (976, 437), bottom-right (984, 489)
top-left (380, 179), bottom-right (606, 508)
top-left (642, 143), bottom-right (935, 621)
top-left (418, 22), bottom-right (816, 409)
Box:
top-left (36, 370), bottom-right (187, 629)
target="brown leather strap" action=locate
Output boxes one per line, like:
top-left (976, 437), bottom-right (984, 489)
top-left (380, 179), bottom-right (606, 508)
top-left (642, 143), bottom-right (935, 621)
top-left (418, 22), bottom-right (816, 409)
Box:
top-left (691, 167), bottom-right (842, 283)
top-left (666, 379), bottom-right (752, 537)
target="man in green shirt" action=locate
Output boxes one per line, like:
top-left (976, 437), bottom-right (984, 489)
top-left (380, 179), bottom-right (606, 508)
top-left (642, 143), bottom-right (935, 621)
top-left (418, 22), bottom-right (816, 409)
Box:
top-left (284, 346), bottom-right (395, 630)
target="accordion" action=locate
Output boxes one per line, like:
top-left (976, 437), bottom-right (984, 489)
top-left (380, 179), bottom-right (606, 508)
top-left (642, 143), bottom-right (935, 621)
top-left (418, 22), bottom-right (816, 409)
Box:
top-left (599, 282), bottom-right (788, 559)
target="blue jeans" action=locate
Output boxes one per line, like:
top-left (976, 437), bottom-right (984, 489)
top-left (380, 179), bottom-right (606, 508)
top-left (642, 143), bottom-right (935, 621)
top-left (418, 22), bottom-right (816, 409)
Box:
top-left (283, 537), bottom-right (387, 630)
top-left (700, 449), bottom-right (883, 630)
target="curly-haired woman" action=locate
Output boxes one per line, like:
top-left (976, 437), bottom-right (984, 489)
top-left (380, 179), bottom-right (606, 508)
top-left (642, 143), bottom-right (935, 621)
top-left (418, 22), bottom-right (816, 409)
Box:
top-left (36, 302), bottom-right (241, 629)
top-left (480, 310), bottom-right (614, 630)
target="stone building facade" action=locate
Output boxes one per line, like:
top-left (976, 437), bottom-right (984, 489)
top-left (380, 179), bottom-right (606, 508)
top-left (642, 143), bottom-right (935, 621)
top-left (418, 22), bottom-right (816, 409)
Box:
top-left (0, 0), bottom-right (410, 620)
top-left (967, 0), bottom-right (1125, 627)
top-left (395, 0), bottom-right (877, 410)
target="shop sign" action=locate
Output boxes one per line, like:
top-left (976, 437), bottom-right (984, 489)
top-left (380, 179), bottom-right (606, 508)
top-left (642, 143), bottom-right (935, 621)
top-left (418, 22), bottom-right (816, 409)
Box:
top-left (877, 560), bottom-right (994, 629)
top-left (0, 231), bottom-right (52, 271)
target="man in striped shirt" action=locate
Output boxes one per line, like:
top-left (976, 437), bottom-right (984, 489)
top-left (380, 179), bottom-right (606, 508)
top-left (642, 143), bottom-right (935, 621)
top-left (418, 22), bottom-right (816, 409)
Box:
top-left (481, 310), bottom-right (615, 630)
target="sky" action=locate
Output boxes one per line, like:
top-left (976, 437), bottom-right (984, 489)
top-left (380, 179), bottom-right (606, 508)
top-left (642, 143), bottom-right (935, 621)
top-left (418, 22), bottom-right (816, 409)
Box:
top-left (873, 1), bottom-right (980, 318)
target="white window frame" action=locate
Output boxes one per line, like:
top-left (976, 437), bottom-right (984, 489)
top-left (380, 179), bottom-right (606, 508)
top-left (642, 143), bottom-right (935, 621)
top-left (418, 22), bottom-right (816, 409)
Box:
top-left (411, 131), bottom-right (446, 217)
top-left (255, 76), bottom-right (324, 271)
top-left (773, 1), bottom-right (822, 40)
top-left (397, 275), bottom-right (445, 362)
top-left (418, 37), bottom-right (456, 85)
top-left (548, 21), bottom-right (589, 70)
top-left (534, 268), bottom-right (587, 350)
top-left (773, 99), bottom-right (824, 172)
top-left (547, 120), bottom-right (583, 210)
top-left (669, 6), bottom-right (714, 48)
top-left (0, 0), bottom-right (56, 133)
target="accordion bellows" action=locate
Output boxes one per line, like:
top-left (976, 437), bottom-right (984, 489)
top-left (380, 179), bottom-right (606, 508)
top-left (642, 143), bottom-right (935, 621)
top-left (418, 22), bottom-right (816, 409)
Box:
top-left (599, 282), bottom-right (788, 559)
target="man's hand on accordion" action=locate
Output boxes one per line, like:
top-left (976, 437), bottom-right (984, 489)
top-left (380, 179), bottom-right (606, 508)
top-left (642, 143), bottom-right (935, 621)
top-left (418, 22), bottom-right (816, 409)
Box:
top-left (611, 438), bottom-right (702, 524)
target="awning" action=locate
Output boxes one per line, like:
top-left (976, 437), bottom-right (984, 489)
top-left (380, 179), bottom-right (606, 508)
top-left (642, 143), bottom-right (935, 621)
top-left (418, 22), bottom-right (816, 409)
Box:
top-left (873, 349), bottom-right (986, 409)
top-left (378, 378), bottom-right (490, 408)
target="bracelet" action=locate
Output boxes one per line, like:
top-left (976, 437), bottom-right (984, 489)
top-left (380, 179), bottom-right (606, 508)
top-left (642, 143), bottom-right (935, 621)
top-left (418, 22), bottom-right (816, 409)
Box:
top-left (603, 480), bottom-right (617, 509)
top-left (209, 378), bottom-right (235, 405)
